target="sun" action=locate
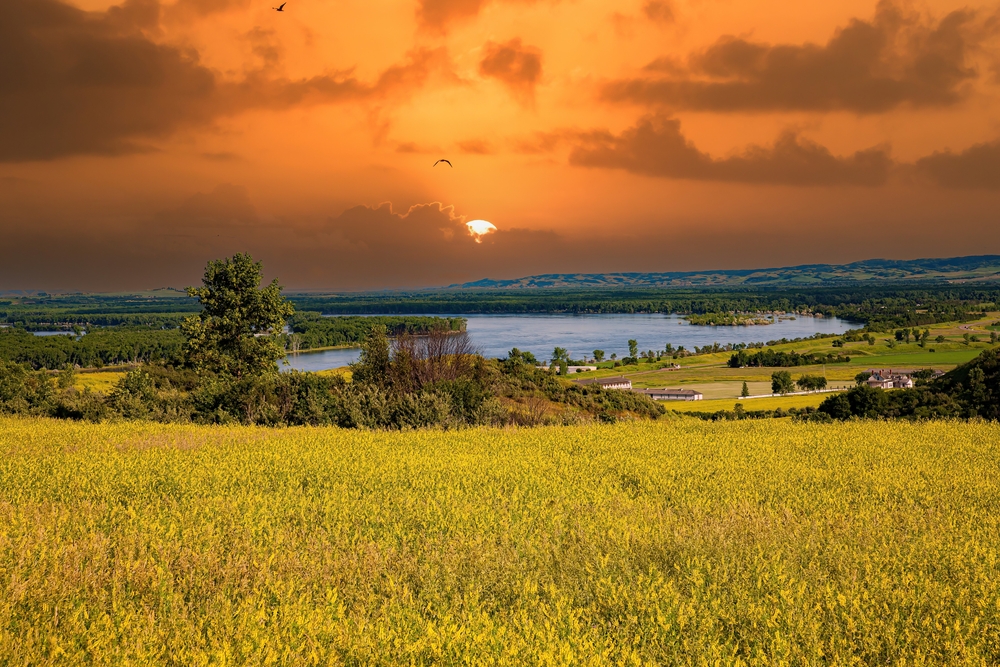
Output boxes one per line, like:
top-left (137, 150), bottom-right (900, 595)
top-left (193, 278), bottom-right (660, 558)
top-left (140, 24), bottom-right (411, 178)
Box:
top-left (466, 219), bottom-right (497, 242)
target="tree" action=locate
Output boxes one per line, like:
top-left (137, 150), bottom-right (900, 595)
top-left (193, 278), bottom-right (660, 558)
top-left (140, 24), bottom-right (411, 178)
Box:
top-left (855, 371), bottom-right (873, 385)
top-left (936, 335), bottom-right (946, 343)
top-left (628, 339), bottom-right (638, 358)
top-left (741, 381), bottom-right (750, 398)
top-left (552, 347), bottom-right (569, 362)
top-left (771, 370), bottom-right (794, 395)
top-left (593, 350), bottom-right (605, 362)
top-left (350, 324), bottom-right (391, 389)
top-left (797, 374), bottom-right (827, 391)
top-left (182, 254), bottom-right (294, 379)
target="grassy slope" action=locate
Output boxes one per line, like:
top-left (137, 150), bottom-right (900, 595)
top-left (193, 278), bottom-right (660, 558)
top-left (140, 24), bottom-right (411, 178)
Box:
top-left (2, 417), bottom-right (999, 664)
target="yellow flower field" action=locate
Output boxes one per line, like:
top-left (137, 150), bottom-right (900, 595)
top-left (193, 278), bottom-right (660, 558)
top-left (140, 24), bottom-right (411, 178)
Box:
top-left (2, 417), bottom-right (999, 665)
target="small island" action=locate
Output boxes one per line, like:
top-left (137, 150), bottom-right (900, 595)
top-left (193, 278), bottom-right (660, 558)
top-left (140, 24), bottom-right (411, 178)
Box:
top-left (685, 312), bottom-right (773, 326)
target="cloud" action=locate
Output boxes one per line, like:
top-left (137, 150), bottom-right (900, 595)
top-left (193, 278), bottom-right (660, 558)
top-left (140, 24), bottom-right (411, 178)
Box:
top-left (915, 140), bottom-right (1000, 189)
top-left (456, 139), bottom-right (494, 154)
top-left (165, 0), bottom-right (250, 19)
top-left (0, 0), bottom-right (454, 161)
top-left (156, 183), bottom-right (258, 226)
top-left (479, 39), bottom-right (543, 105)
top-left (642, 0), bottom-right (674, 23)
top-left (417, 0), bottom-right (489, 29)
top-left (569, 115), bottom-right (893, 186)
top-left (601, 1), bottom-right (984, 113)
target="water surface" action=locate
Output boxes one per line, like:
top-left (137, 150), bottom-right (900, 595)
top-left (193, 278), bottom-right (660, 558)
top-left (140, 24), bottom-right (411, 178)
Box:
top-left (282, 313), bottom-right (854, 372)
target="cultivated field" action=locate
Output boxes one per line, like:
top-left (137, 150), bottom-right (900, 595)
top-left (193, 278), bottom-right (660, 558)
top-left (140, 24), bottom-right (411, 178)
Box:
top-left (2, 417), bottom-right (999, 664)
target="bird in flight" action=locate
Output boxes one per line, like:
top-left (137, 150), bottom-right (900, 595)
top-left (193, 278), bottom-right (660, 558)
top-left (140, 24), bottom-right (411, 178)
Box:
top-left (433, 159), bottom-right (453, 167)
top-left (273, 2), bottom-right (286, 10)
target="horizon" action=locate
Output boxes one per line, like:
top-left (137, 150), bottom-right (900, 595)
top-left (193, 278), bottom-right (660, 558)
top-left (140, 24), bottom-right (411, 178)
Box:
top-left (3, 252), bottom-right (999, 296)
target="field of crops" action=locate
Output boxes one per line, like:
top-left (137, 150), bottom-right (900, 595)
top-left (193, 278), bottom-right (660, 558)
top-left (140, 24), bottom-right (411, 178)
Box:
top-left (2, 417), bottom-right (1000, 664)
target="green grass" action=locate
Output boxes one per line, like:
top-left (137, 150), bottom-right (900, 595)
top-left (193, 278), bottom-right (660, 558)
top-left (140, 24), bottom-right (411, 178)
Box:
top-left (3, 417), bottom-right (999, 663)
top-left (850, 348), bottom-right (985, 367)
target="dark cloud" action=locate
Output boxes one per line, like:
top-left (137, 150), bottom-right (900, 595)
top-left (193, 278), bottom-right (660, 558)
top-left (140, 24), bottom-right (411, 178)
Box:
top-left (479, 39), bottom-right (542, 105)
top-left (0, 0), bottom-right (453, 161)
top-left (642, 0), bottom-right (674, 23)
top-left (456, 139), bottom-right (494, 154)
top-left (319, 202), bottom-right (562, 288)
top-left (417, 0), bottom-right (488, 30)
top-left (602, 1), bottom-right (983, 113)
top-left (156, 183), bottom-right (258, 226)
top-left (915, 140), bottom-right (1000, 189)
top-left (165, 0), bottom-right (250, 20)
top-left (569, 115), bottom-right (892, 186)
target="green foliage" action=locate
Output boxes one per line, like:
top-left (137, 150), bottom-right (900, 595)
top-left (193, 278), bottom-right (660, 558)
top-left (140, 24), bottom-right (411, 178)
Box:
top-left (287, 313), bottom-right (465, 350)
top-left (593, 349), bottom-right (605, 362)
top-left (182, 253), bottom-right (294, 379)
top-left (0, 328), bottom-right (184, 370)
top-left (730, 349), bottom-right (849, 368)
top-left (741, 381), bottom-right (750, 398)
top-left (349, 324), bottom-right (392, 389)
top-left (771, 371), bottom-right (795, 395)
top-left (796, 374), bottom-right (828, 391)
top-left (0, 361), bottom-right (54, 415)
top-left (855, 371), bottom-right (873, 385)
top-left (628, 339), bottom-right (638, 358)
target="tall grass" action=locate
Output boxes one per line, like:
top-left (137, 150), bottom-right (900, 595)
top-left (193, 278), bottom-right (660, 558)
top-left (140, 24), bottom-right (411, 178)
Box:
top-left (2, 417), bottom-right (999, 664)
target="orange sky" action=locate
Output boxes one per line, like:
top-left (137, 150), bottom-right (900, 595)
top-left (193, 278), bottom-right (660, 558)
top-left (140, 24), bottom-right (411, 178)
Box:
top-left (2, 0), bottom-right (1000, 290)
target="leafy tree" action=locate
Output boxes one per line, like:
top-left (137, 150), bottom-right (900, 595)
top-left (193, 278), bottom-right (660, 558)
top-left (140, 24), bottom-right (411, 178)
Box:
top-left (593, 350), bottom-right (605, 362)
top-left (182, 254), bottom-right (294, 379)
top-left (741, 381), bottom-right (749, 398)
top-left (855, 371), bottom-right (873, 385)
top-left (628, 339), bottom-right (638, 358)
top-left (771, 370), bottom-right (794, 395)
top-left (57, 364), bottom-right (76, 390)
top-left (350, 324), bottom-right (391, 389)
top-left (552, 347), bottom-right (569, 362)
top-left (936, 335), bottom-right (946, 343)
top-left (797, 375), bottom-right (828, 391)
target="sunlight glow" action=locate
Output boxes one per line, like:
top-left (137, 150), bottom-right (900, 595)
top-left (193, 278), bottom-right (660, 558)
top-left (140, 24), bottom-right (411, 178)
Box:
top-left (466, 220), bottom-right (497, 242)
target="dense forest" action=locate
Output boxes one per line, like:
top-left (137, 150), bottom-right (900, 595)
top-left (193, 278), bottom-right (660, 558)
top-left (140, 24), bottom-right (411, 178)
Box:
top-left (288, 313), bottom-right (466, 350)
top-left (0, 329), bottom-right (184, 369)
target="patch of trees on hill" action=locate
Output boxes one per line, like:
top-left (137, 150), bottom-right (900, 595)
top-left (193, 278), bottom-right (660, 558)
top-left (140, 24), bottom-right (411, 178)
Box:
top-left (288, 313), bottom-right (466, 351)
top-left (0, 329), bottom-right (184, 369)
top-left (728, 349), bottom-right (851, 368)
top-left (819, 347), bottom-right (1000, 420)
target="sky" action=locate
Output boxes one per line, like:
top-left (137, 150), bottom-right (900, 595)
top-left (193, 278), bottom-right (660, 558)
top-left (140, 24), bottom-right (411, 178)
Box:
top-left (2, 0), bottom-right (1000, 291)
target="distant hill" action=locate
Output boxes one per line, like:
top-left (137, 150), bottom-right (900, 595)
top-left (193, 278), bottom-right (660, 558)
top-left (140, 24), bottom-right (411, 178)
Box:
top-left (450, 255), bottom-right (1000, 289)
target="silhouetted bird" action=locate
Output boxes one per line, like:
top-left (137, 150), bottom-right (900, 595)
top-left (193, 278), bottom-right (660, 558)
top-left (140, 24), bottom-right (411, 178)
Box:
top-left (433, 159), bottom-right (453, 167)
top-left (273, 2), bottom-right (286, 10)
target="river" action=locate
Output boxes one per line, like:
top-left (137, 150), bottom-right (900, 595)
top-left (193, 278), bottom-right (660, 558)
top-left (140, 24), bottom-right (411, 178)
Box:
top-left (282, 313), bottom-right (855, 372)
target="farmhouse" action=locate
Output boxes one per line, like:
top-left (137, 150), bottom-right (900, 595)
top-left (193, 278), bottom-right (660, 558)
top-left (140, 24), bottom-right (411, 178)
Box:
top-left (634, 388), bottom-right (704, 401)
top-left (865, 368), bottom-right (943, 390)
top-left (573, 376), bottom-right (632, 390)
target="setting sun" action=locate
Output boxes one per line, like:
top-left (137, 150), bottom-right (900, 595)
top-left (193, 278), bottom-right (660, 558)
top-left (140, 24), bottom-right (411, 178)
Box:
top-left (466, 219), bottom-right (497, 240)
